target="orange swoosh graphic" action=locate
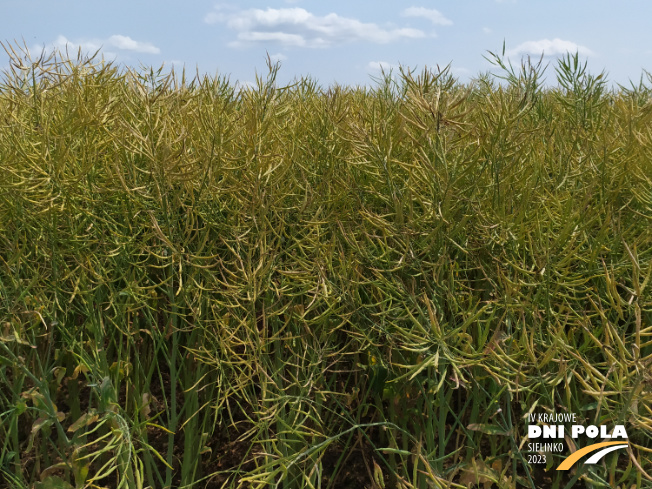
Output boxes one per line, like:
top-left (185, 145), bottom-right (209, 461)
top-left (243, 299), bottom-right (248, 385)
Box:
top-left (557, 441), bottom-right (629, 470)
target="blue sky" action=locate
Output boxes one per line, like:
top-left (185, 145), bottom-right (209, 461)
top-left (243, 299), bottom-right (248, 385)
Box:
top-left (2, 1), bottom-right (652, 88)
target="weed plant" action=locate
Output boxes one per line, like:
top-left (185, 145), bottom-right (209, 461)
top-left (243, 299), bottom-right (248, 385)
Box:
top-left (0, 43), bottom-right (651, 488)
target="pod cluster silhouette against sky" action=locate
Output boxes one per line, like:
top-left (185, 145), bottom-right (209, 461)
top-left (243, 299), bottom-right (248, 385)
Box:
top-left (3, 0), bottom-right (652, 87)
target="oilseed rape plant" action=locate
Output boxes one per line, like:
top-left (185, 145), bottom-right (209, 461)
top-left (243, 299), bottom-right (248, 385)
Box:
top-left (0, 42), bottom-right (651, 488)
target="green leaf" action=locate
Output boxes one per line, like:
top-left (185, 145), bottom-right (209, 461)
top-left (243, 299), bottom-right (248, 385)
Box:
top-left (68, 410), bottom-right (100, 433)
top-left (467, 423), bottom-right (511, 436)
top-left (34, 476), bottom-right (75, 489)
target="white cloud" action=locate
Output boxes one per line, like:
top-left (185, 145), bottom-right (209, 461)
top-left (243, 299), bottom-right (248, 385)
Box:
top-left (233, 32), bottom-right (307, 48)
top-left (482, 27), bottom-right (492, 35)
top-left (107, 35), bottom-right (160, 54)
top-left (205, 7), bottom-right (427, 47)
top-left (40, 34), bottom-right (160, 58)
top-left (367, 61), bottom-right (395, 72)
top-left (204, 12), bottom-right (224, 24)
top-left (51, 35), bottom-right (103, 55)
top-left (401, 7), bottom-right (453, 26)
top-left (451, 66), bottom-right (471, 76)
top-left (269, 52), bottom-right (288, 63)
top-left (506, 38), bottom-right (593, 57)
